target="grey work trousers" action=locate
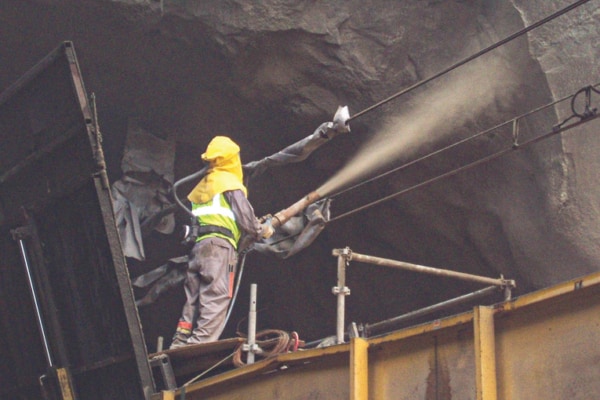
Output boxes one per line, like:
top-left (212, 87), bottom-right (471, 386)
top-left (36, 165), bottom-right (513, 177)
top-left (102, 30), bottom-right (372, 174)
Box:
top-left (179, 237), bottom-right (237, 344)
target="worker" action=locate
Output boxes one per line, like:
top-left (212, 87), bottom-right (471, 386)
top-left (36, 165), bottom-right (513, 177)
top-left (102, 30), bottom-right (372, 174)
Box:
top-left (170, 136), bottom-right (273, 348)
top-left (132, 107), bottom-right (351, 309)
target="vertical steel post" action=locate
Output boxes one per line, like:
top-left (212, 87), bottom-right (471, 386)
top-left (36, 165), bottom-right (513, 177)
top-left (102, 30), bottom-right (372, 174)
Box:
top-left (247, 283), bottom-right (258, 364)
top-left (56, 367), bottom-right (76, 400)
top-left (160, 390), bottom-right (176, 400)
top-left (350, 337), bottom-right (369, 400)
top-left (474, 306), bottom-right (497, 400)
top-left (333, 249), bottom-right (351, 344)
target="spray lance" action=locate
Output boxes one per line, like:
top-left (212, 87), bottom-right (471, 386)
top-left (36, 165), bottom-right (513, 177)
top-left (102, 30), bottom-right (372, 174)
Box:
top-left (261, 105), bottom-right (351, 230)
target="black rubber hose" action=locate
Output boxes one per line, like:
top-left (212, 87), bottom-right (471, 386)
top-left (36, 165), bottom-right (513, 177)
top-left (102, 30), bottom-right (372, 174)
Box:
top-left (172, 166), bottom-right (208, 218)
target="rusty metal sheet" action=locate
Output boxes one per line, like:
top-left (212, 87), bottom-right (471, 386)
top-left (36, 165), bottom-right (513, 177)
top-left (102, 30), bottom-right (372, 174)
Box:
top-left (179, 352), bottom-right (349, 400)
top-left (494, 282), bottom-right (600, 399)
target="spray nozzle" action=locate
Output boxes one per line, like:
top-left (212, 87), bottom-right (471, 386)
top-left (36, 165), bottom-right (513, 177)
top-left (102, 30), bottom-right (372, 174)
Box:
top-left (332, 105), bottom-right (351, 134)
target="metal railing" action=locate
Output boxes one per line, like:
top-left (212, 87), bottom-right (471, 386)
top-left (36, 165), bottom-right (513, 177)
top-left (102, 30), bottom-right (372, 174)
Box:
top-left (331, 247), bottom-right (516, 342)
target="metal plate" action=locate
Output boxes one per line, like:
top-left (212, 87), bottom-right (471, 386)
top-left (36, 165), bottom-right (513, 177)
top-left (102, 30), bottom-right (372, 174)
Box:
top-left (0, 42), bottom-right (153, 399)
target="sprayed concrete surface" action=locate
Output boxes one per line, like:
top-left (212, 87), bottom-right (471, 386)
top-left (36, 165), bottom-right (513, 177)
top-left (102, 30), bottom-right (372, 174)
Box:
top-left (1, 0), bottom-right (600, 352)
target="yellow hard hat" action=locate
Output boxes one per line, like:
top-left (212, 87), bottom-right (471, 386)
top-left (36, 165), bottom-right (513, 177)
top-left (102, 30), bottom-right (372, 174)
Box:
top-left (202, 136), bottom-right (240, 164)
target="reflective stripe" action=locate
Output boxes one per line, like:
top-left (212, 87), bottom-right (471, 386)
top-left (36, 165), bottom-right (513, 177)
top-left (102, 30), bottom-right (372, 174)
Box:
top-left (177, 321), bottom-right (193, 330)
top-left (191, 193), bottom-right (236, 220)
top-left (191, 192), bottom-right (241, 248)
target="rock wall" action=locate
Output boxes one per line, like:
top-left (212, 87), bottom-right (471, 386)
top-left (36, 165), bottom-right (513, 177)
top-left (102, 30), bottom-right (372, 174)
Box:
top-left (511, 0), bottom-right (600, 275)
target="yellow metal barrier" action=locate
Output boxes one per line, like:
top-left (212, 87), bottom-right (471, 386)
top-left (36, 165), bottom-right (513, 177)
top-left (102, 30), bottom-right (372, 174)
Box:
top-left (350, 337), bottom-right (369, 400)
top-left (474, 306), bottom-right (497, 400)
top-left (157, 271), bottom-right (600, 399)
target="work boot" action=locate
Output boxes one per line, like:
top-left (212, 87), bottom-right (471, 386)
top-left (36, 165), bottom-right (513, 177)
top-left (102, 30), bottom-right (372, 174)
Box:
top-left (169, 334), bottom-right (189, 349)
top-left (169, 320), bottom-right (192, 349)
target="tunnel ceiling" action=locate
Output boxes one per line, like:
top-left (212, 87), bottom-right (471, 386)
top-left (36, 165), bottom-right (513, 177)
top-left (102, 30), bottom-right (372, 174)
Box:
top-left (1, 0), bottom-right (599, 346)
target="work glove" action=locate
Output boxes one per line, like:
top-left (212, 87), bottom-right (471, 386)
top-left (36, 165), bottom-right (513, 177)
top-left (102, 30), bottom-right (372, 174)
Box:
top-left (260, 221), bottom-right (274, 239)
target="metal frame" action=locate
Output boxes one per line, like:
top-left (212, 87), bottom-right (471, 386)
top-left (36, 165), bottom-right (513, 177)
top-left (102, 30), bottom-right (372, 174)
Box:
top-left (152, 271), bottom-right (600, 399)
top-left (332, 247), bottom-right (516, 342)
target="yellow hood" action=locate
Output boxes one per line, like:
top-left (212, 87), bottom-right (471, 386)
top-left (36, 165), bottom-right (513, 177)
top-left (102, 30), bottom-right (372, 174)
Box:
top-left (187, 136), bottom-right (247, 204)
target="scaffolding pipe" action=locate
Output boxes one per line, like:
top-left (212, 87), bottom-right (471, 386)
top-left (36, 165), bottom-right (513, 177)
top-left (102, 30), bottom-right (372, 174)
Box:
top-left (333, 249), bottom-right (515, 289)
top-left (246, 283), bottom-right (258, 364)
top-left (364, 285), bottom-right (500, 337)
top-left (333, 248), bottom-right (351, 344)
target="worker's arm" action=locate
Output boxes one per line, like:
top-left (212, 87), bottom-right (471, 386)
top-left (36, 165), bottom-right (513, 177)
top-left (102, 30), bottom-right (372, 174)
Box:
top-left (224, 190), bottom-right (271, 250)
top-left (243, 106), bottom-right (350, 180)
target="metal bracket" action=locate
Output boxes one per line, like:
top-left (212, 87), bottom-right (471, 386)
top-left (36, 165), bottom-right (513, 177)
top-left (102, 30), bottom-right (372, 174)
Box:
top-left (149, 354), bottom-right (177, 391)
top-left (332, 286), bottom-right (351, 296)
top-left (332, 246), bottom-right (353, 262)
top-left (500, 275), bottom-right (517, 301)
top-left (512, 118), bottom-right (520, 149)
top-left (241, 343), bottom-right (264, 354)
top-left (572, 85), bottom-right (599, 120)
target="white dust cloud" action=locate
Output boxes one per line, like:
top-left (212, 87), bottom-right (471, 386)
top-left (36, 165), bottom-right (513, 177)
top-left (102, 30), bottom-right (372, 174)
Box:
top-left (317, 56), bottom-right (518, 197)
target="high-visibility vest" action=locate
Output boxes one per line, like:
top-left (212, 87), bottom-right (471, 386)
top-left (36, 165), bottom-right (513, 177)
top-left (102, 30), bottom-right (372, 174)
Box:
top-left (191, 193), bottom-right (241, 248)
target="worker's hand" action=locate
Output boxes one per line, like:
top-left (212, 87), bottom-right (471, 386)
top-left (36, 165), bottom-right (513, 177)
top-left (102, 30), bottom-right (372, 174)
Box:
top-left (260, 221), bottom-right (274, 239)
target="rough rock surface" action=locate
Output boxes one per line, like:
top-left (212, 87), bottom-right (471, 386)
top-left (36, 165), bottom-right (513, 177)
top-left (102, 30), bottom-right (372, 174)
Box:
top-left (1, 0), bottom-right (599, 346)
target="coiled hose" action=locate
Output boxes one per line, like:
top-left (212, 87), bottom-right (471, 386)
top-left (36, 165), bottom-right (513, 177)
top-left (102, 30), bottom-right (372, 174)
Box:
top-left (232, 329), bottom-right (300, 367)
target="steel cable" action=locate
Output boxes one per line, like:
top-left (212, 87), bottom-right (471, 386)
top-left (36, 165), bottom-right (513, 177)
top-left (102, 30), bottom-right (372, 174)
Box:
top-left (329, 85), bottom-right (600, 223)
top-left (330, 82), bottom-right (600, 201)
top-left (347, 0), bottom-right (594, 123)
top-left (261, 1), bottom-right (597, 243)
